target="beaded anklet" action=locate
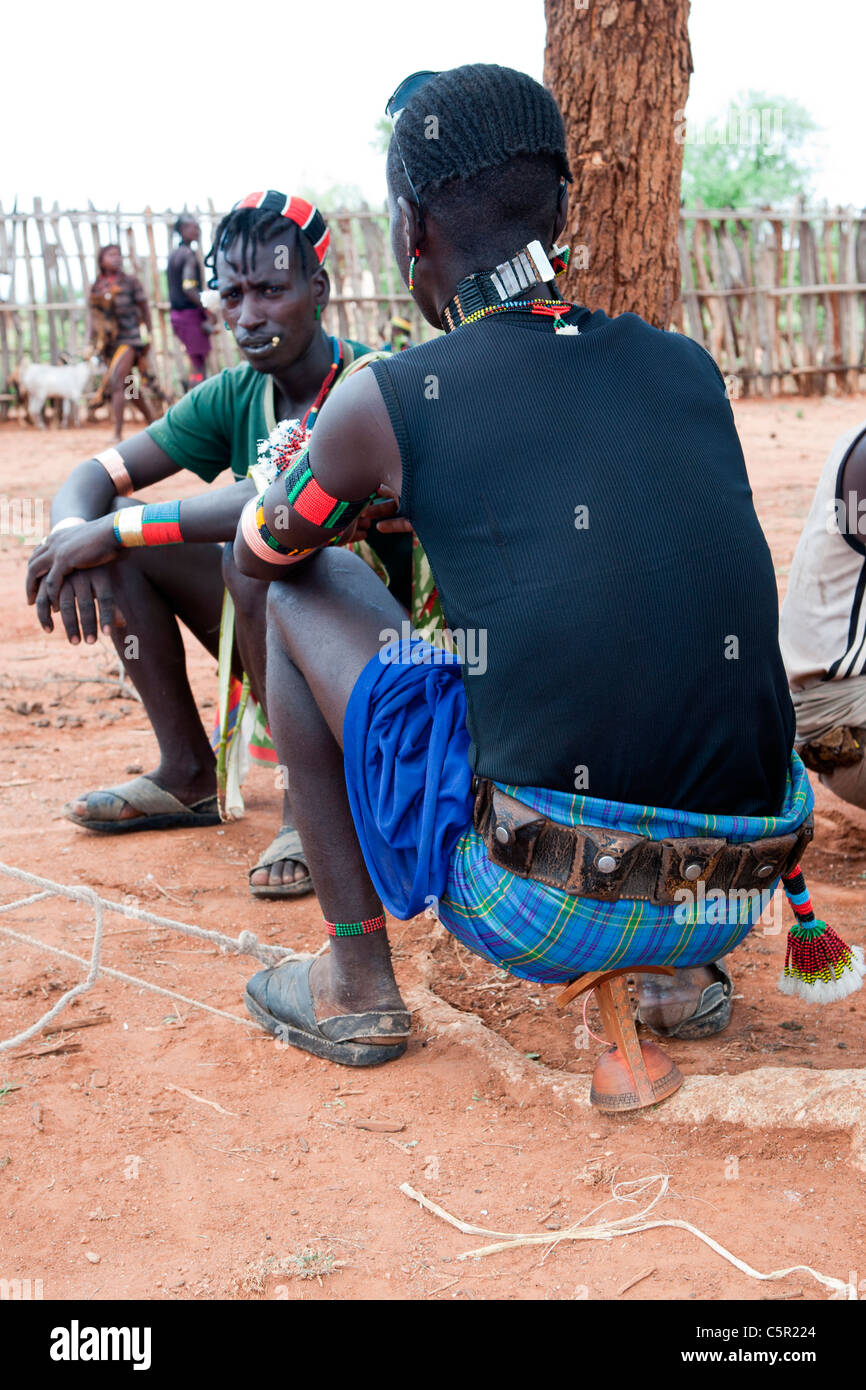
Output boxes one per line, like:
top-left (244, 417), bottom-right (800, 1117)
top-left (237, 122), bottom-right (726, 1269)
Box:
top-left (325, 914), bottom-right (386, 938)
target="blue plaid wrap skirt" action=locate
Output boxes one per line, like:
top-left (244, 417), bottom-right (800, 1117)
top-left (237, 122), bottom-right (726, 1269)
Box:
top-left (343, 638), bottom-right (814, 984)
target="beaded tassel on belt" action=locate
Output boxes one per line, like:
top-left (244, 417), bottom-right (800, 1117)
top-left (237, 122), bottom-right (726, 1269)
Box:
top-left (779, 864), bottom-right (865, 1002)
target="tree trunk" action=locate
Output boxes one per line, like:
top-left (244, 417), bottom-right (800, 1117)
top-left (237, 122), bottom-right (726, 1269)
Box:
top-left (544, 0), bottom-right (692, 327)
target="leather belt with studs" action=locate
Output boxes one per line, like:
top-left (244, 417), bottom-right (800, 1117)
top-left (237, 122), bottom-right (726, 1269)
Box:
top-left (471, 779), bottom-right (812, 905)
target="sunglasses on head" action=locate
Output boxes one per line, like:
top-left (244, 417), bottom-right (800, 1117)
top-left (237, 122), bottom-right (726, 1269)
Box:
top-left (385, 70), bottom-right (440, 217)
top-left (385, 69), bottom-right (439, 124)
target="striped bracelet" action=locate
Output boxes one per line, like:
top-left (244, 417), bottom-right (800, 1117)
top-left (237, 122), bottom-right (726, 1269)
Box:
top-left (325, 914), bottom-right (387, 938)
top-left (239, 495), bottom-right (314, 566)
top-left (113, 501), bottom-right (184, 548)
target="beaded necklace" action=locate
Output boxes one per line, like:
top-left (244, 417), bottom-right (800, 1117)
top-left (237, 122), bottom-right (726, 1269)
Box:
top-left (253, 335), bottom-right (344, 486)
top-left (302, 334), bottom-right (343, 430)
top-left (446, 297), bottom-right (578, 332)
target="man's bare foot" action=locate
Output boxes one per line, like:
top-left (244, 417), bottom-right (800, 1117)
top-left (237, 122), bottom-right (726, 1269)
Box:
top-left (249, 859), bottom-right (309, 889)
top-left (68, 762), bottom-right (216, 823)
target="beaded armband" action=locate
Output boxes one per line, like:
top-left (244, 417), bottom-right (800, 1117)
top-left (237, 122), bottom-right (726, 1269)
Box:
top-left (239, 495), bottom-right (314, 567)
top-left (283, 453), bottom-right (376, 530)
top-left (254, 495), bottom-right (310, 558)
top-left (113, 501), bottom-right (184, 547)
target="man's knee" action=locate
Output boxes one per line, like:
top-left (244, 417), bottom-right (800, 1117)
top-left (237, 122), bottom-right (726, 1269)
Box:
top-left (223, 541), bottom-right (267, 615)
top-left (223, 541), bottom-right (250, 596)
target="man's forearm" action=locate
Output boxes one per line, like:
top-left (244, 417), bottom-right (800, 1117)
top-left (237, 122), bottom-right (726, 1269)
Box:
top-left (51, 460), bottom-right (119, 528)
top-left (177, 480), bottom-right (256, 543)
top-left (110, 480), bottom-right (257, 549)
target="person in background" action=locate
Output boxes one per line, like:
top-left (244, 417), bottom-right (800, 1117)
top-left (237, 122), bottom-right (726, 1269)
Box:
top-left (86, 244), bottom-right (163, 442)
top-left (168, 215), bottom-right (216, 391)
top-left (780, 421), bottom-right (866, 811)
top-left (383, 314), bottom-right (413, 352)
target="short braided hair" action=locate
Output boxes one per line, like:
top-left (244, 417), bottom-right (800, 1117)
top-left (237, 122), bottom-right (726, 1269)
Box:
top-left (205, 209), bottom-right (311, 289)
top-left (387, 64), bottom-right (571, 199)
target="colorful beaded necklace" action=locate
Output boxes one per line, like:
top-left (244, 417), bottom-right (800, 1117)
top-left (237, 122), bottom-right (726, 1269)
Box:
top-left (444, 297), bottom-right (578, 332)
top-left (269, 334), bottom-right (343, 466)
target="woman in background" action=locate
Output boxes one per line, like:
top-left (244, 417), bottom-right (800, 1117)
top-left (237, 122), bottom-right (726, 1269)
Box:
top-left (87, 244), bottom-right (163, 441)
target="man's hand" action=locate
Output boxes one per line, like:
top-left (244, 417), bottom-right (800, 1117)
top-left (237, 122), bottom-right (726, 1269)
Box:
top-left (27, 516), bottom-right (124, 640)
top-left (37, 568), bottom-right (125, 644)
top-left (344, 491), bottom-right (413, 545)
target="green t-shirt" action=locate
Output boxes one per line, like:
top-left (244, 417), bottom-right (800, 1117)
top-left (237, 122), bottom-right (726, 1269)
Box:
top-left (147, 340), bottom-right (371, 483)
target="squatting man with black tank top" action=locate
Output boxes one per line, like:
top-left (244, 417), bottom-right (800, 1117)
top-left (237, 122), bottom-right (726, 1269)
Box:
top-left (232, 64), bottom-right (815, 1077)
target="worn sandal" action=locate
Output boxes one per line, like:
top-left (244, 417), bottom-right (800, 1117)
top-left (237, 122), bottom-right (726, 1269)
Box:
top-left (249, 825), bottom-right (314, 900)
top-left (244, 958), bottom-right (410, 1067)
top-left (635, 959), bottom-right (733, 1040)
top-left (62, 775), bottom-right (221, 834)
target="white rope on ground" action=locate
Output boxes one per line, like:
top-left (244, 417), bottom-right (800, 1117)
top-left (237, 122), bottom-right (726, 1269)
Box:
top-left (400, 1171), bottom-right (855, 1299)
top-left (0, 926), bottom-right (258, 1038)
top-left (0, 861), bottom-right (308, 1053)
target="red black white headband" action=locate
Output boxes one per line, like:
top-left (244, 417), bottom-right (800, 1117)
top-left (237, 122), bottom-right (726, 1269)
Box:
top-left (233, 191), bottom-right (330, 265)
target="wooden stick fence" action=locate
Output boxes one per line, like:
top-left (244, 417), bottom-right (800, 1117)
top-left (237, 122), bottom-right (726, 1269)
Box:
top-left (675, 199), bottom-right (866, 396)
top-left (0, 200), bottom-right (425, 417)
top-left (2, 198), bottom-right (865, 416)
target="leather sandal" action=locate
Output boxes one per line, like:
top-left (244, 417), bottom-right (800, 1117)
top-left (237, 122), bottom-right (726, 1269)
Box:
top-left (244, 958), bottom-right (410, 1068)
top-left (248, 825), bottom-right (314, 900)
top-left (635, 959), bottom-right (733, 1040)
top-left (62, 775), bottom-right (221, 834)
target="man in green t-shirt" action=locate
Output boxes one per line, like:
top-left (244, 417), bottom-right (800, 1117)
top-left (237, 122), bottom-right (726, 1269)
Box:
top-left (26, 193), bottom-right (406, 899)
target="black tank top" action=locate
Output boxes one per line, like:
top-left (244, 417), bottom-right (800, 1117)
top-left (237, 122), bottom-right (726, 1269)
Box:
top-left (371, 306), bottom-right (794, 817)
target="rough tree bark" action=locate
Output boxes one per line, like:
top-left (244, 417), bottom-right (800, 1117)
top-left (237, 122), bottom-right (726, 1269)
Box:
top-left (544, 0), bottom-right (692, 327)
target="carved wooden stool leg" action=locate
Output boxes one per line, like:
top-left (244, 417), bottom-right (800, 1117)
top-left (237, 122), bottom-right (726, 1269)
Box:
top-left (556, 968), bottom-right (683, 1114)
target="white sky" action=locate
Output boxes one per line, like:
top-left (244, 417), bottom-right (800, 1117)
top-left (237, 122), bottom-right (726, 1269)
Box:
top-left (3, 0), bottom-right (864, 212)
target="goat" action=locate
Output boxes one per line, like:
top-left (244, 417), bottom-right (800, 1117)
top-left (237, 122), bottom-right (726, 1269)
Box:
top-left (16, 356), bottom-right (100, 428)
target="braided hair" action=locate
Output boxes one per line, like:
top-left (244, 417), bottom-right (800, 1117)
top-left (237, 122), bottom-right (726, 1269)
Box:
top-left (205, 209), bottom-right (311, 289)
top-left (386, 65), bottom-right (571, 256)
top-left (388, 64), bottom-right (570, 193)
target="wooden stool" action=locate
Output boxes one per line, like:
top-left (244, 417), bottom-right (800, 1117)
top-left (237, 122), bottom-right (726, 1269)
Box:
top-left (556, 967), bottom-right (683, 1113)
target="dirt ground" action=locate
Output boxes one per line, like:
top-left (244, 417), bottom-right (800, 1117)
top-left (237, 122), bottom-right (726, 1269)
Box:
top-left (1, 397), bottom-right (865, 1303)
